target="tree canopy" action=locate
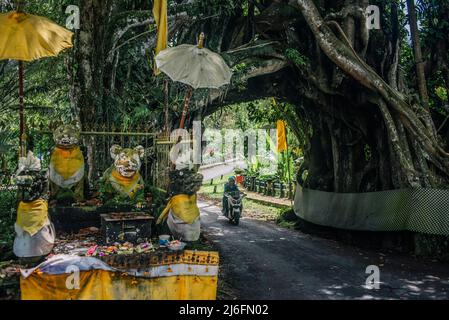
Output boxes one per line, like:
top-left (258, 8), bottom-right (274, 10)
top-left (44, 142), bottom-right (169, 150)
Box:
top-left (0, 0), bottom-right (448, 192)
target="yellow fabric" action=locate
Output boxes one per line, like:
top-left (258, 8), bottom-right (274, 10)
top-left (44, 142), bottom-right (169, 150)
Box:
top-left (0, 11), bottom-right (73, 61)
top-left (50, 146), bottom-right (84, 180)
top-left (16, 200), bottom-right (48, 236)
top-left (152, 0), bottom-right (168, 75)
top-left (157, 194), bottom-right (200, 225)
top-left (110, 169), bottom-right (142, 198)
top-left (21, 270), bottom-right (218, 300)
top-left (276, 120), bottom-right (287, 153)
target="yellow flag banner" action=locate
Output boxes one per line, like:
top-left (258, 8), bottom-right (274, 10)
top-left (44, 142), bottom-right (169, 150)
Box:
top-left (153, 0), bottom-right (168, 75)
top-left (277, 120), bottom-right (287, 152)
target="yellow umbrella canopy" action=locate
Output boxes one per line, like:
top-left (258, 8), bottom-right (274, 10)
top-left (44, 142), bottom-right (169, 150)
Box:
top-left (0, 11), bottom-right (73, 61)
top-left (0, 10), bottom-right (73, 156)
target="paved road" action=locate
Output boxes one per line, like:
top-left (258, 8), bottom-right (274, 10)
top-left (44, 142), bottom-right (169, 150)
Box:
top-left (199, 200), bottom-right (449, 300)
top-left (199, 160), bottom-right (246, 181)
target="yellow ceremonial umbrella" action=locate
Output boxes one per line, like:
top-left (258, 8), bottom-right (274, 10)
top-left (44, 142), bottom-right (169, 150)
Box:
top-left (0, 4), bottom-right (73, 156)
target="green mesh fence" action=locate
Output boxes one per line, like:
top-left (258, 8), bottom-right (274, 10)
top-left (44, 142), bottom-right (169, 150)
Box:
top-left (293, 184), bottom-right (449, 236)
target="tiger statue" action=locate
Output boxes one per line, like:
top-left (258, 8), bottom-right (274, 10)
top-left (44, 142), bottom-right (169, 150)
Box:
top-left (49, 123), bottom-right (85, 204)
top-left (100, 145), bottom-right (145, 205)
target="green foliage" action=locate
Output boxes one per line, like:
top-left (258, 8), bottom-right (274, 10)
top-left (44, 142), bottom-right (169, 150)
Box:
top-left (199, 173), bottom-right (237, 204)
top-left (185, 0), bottom-right (239, 17)
top-left (435, 87), bottom-right (448, 103)
top-left (285, 48), bottom-right (308, 68)
top-left (0, 136), bottom-right (12, 156)
top-left (245, 151), bottom-right (279, 179)
top-left (245, 155), bottom-right (263, 176)
top-left (277, 150), bottom-right (295, 183)
top-left (230, 62), bottom-right (251, 91)
top-left (0, 188), bottom-right (16, 257)
top-left (205, 98), bottom-right (301, 183)
top-left (415, 0), bottom-right (449, 116)
top-left (276, 208), bottom-right (299, 229)
top-left (258, 173), bottom-right (277, 181)
top-left (246, 154), bottom-right (276, 179)
top-left (364, 144), bottom-right (372, 162)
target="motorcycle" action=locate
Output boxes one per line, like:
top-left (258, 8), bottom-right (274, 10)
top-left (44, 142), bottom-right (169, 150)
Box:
top-left (224, 191), bottom-right (246, 225)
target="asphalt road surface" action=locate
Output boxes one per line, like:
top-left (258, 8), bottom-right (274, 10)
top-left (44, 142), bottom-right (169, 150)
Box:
top-left (199, 160), bottom-right (246, 181)
top-left (199, 200), bottom-right (449, 300)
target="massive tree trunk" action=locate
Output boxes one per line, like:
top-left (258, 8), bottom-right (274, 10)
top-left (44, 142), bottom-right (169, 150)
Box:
top-left (407, 0), bottom-right (429, 109)
top-left (71, 0), bottom-right (157, 183)
top-left (291, 0), bottom-right (449, 190)
top-left (71, 0), bottom-right (113, 183)
top-left (191, 0), bottom-right (449, 192)
top-left (69, 0), bottom-right (449, 193)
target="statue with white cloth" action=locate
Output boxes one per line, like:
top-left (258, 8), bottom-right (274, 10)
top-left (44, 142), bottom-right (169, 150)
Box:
top-left (13, 152), bottom-right (55, 259)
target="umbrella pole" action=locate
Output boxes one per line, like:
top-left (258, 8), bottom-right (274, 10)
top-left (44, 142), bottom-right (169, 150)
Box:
top-left (164, 80), bottom-right (170, 135)
top-left (19, 60), bottom-right (25, 157)
top-left (179, 86), bottom-right (193, 129)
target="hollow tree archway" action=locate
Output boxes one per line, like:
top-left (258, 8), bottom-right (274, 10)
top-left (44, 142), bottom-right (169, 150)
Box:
top-left (72, 0), bottom-right (449, 193)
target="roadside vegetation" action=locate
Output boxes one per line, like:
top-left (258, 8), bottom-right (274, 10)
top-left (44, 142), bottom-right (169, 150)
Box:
top-left (199, 173), bottom-right (290, 223)
top-left (0, 190), bottom-right (16, 261)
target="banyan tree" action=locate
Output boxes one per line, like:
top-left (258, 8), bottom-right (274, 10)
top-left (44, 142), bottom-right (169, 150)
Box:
top-left (70, 0), bottom-right (449, 193)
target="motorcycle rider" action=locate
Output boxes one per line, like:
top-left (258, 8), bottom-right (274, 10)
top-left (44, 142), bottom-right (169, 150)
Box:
top-left (222, 176), bottom-right (239, 216)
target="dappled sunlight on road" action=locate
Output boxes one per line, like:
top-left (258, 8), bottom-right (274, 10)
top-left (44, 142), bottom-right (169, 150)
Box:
top-left (314, 273), bottom-right (449, 299)
top-left (199, 199), bottom-right (449, 300)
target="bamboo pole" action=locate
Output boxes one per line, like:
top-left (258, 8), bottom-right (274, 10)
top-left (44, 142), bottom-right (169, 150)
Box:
top-left (179, 86), bottom-right (193, 129)
top-left (178, 32), bottom-right (205, 130)
top-left (19, 61), bottom-right (25, 157)
top-left (36, 130), bottom-right (158, 137)
top-left (17, 1), bottom-right (25, 157)
top-left (164, 80), bottom-right (170, 135)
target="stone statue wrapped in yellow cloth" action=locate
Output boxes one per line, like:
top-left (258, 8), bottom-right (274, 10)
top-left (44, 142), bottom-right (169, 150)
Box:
top-left (100, 145), bottom-right (145, 206)
top-left (13, 152), bottom-right (55, 259)
top-left (49, 123), bottom-right (85, 204)
top-left (157, 194), bottom-right (201, 241)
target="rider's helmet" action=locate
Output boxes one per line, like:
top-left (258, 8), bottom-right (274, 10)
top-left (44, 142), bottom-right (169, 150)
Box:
top-left (228, 176), bottom-right (236, 183)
